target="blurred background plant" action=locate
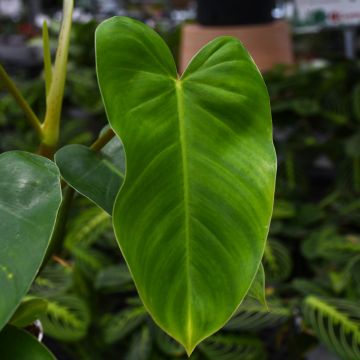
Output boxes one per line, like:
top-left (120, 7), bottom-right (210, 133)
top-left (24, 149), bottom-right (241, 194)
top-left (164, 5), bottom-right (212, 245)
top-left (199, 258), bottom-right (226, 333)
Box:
top-left (1, 1), bottom-right (360, 359)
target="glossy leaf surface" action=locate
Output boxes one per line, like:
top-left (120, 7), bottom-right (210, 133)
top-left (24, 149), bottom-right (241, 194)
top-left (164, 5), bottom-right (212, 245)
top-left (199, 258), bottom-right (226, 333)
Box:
top-left (0, 325), bottom-right (56, 360)
top-left (96, 16), bottom-right (276, 353)
top-left (0, 151), bottom-right (61, 330)
top-left (100, 126), bottom-right (126, 173)
top-left (55, 144), bottom-right (124, 214)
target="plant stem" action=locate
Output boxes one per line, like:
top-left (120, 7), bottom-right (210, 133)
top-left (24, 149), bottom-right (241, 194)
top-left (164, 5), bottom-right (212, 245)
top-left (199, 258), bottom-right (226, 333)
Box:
top-left (42, 20), bottom-right (53, 98)
top-left (52, 255), bottom-right (72, 268)
top-left (38, 143), bottom-right (56, 159)
top-left (41, 0), bottom-right (73, 149)
top-left (90, 128), bottom-right (115, 151)
top-left (0, 65), bottom-right (43, 139)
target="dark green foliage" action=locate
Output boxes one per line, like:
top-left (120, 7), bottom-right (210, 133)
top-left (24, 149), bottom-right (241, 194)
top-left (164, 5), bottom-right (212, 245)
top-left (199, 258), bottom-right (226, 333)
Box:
top-left (199, 335), bottom-right (266, 360)
top-left (224, 299), bottom-right (290, 332)
top-left (39, 295), bottom-right (91, 342)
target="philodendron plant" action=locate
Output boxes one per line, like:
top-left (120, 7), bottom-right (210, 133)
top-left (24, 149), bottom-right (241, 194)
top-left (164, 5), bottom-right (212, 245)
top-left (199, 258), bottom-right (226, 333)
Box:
top-left (0, 2), bottom-right (276, 357)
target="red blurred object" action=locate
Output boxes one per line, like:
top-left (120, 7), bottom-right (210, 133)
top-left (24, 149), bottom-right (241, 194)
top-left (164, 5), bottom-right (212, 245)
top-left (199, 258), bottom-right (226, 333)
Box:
top-left (18, 23), bottom-right (39, 38)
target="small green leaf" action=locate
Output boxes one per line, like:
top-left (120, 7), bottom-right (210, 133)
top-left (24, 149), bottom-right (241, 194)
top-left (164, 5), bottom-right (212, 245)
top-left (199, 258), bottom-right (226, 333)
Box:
top-left (247, 264), bottom-right (267, 308)
top-left (71, 246), bottom-right (109, 278)
top-left (64, 205), bottom-right (112, 249)
top-left (102, 306), bottom-right (147, 344)
top-left (95, 264), bottom-right (133, 293)
top-left (263, 240), bottom-right (292, 283)
top-left (31, 264), bottom-right (73, 297)
top-left (40, 295), bottom-right (90, 341)
top-left (0, 151), bottom-right (62, 331)
top-left (291, 278), bottom-right (330, 297)
top-left (224, 298), bottom-right (290, 331)
top-left (10, 297), bottom-right (48, 328)
top-left (199, 334), bottom-right (266, 360)
top-left (0, 325), bottom-right (56, 360)
top-left (126, 327), bottom-right (152, 360)
top-left (153, 325), bottom-right (186, 357)
top-left (96, 17), bottom-right (276, 353)
top-left (292, 98), bottom-right (320, 116)
top-left (272, 199), bottom-right (295, 219)
top-left (302, 227), bottom-right (360, 261)
top-left (345, 132), bottom-right (360, 158)
top-left (55, 144), bottom-right (124, 214)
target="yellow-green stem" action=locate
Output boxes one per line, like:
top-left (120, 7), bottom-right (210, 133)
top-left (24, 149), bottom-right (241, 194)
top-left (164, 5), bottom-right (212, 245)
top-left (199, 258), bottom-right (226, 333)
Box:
top-left (42, 20), bottom-right (53, 98)
top-left (0, 65), bottom-right (43, 139)
top-left (41, 0), bottom-right (74, 148)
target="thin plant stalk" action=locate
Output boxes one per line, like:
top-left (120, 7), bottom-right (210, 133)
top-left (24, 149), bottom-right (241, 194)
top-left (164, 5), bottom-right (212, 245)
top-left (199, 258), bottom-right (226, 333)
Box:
top-left (41, 0), bottom-right (74, 153)
top-left (42, 20), bottom-right (53, 98)
top-left (91, 128), bottom-right (115, 151)
top-left (0, 65), bottom-right (43, 139)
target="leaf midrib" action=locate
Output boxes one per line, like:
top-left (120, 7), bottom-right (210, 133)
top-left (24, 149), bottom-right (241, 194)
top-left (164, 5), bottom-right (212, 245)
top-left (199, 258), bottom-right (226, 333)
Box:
top-left (175, 79), bottom-right (193, 345)
top-left (306, 297), bottom-right (360, 335)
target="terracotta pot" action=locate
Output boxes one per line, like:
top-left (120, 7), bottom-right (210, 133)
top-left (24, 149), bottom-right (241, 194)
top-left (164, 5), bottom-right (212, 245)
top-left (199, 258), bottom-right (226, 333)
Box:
top-left (179, 21), bottom-right (294, 73)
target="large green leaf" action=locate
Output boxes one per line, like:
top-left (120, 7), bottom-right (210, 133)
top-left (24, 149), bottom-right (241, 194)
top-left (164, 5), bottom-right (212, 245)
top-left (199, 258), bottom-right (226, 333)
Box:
top-left (55, 144), bottom-right (124, 214)
top-left (0, 325), bottom-right (56, 360)
top-left (96, 16), bottom-right (276, 353)
top-left (263, 240), bottom-right (292, 283)
top-left (95, 264), bottom-right (133, 293)
top-left (0, 151), bottom-right (62, 330)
